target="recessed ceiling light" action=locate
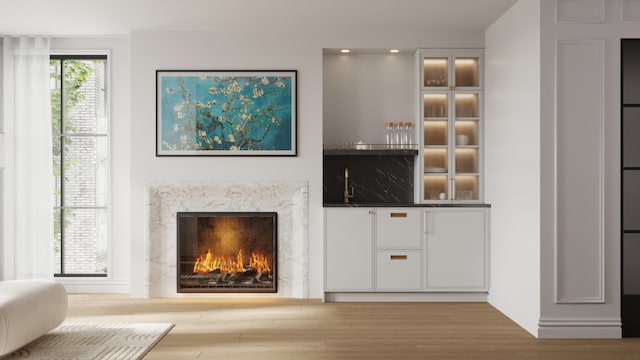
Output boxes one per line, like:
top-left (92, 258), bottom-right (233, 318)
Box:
top-left (390, 49), bottom-right (400, 53)
top-left (340, 49), bottom-right (350, 53)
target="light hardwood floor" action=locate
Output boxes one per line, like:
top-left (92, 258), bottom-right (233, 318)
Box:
top-left (65, 294), bottom-right (640, 360)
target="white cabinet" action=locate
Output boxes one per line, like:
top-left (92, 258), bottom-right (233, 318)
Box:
top-left (324, 208), bottom-right (373, 291)
top-left (425, 208), bottom-right (489, 291)
top-left (419, 49), bottom-right (484, 204)
top-left (376, 250), bottom-right (423, 290)
top-left (325, 208), bottom-right (422, 292)
top-left (325, 207), bottom-right (489, 296)
top-left (375, 208), bottom-right (423, 291)
top-left (376, 208), bottom-right (422, 248)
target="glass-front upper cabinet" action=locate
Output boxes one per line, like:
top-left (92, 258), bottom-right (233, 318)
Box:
top-left (422, 51), bottom-right (482, 90)
top-left (419, 49), bottom-right (483, 203)
top-left (423, 92), bottom-right (450, 200)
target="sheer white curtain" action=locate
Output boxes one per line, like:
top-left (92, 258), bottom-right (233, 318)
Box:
top-left (1, 36), bottom-right (53, 279)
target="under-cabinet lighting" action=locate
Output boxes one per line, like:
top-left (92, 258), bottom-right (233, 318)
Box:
top-left (423, 176), bottom-right (448, 186)
top-left (389, 49), bottom-right (400, 53)
top-left (424, 94), bottom-right (448, 100)
top-left (340, 49), bottom-right (350, 53)
top-left (454, 176), bottom-right (479, 186)
top-left (424, 59), bottom-right (448, 65)
top-left (455, 148), bottom-right (478, 156)
top-left (455, 121), bottom-right (478, 131)
top-left (455, 94), bottom-right (477, 100)
top-left (424, 148), bottom-right (448, 155)
top-left (455, 59), bottom-right (477, 65)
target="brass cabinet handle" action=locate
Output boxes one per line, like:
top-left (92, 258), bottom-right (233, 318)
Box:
top-left (390, 212), bottom-right (407, 218)
top-left (390, 255), bottom-right (408, 260)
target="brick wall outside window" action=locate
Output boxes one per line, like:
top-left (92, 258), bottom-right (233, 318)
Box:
top-left (54, 60), bottom-right (108, 275)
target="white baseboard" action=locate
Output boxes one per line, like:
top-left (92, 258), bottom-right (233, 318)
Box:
top-left (324, 292), bottom-right (488, 302)
top-left (57, 279), bottom-right (130, 294)
top-left (538, 318), bottom-right (621, 339)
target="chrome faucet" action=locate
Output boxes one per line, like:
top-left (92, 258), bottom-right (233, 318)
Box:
top-left (343, 164), bottom-right (355, 204)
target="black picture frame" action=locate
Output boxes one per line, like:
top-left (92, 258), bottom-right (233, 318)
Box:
top-left (156, 70), bottom-right (297, 156)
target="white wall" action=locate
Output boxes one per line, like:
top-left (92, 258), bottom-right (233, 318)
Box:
top-left (323, 52), bottom-right (416, 145)
top-left (129, 30), bottom-right (485, 298)
top-left (485, 0), bottom-right (540, 336)
top-left (0, 40), bottom-right (7, 280)
top-left (538, 0), bottom-right (631, 338)
top-left (50, 36), bottom-right (131, 292)
top-left (129, 30), bottom-right (323, 298)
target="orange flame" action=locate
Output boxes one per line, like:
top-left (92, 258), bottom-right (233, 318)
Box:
top-left (250, 252), bottom-right (271, 274)
top-left (193, 248), bottom-right (271, 275)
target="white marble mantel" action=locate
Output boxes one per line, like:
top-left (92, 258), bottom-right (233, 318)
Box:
top-left (144, 180), bottom-right (309, 298)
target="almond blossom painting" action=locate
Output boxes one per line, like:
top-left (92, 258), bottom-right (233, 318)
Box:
top-left (156, 70), bottom-right (296, 156)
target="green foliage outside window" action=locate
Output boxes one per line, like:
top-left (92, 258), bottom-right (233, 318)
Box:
top-left (50, 60), bottom-right (95, 258)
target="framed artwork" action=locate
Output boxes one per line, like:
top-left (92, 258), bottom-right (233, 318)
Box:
top-left (156, 70), bottom-right (297, 156)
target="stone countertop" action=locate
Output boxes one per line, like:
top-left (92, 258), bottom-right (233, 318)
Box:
top-left (323, 148), bottom-right (419, 156)
top-left (323, 203), bottom-right (491, 208)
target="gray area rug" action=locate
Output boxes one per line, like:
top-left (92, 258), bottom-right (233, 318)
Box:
top-left (1, 322), bottom-right (173, 360)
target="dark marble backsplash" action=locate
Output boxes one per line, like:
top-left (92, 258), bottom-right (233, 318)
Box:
top-left (323, 155), bottom-right (414, 204)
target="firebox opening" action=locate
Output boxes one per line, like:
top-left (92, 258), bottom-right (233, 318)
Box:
top-left (177, 212), bottom-right (277, 293)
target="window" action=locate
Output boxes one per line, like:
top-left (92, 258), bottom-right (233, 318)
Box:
top-left (50, 55), bottom-right (108, 277)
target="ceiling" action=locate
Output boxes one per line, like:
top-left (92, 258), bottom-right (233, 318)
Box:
top-left (0, 0), bottom-right (517, 36)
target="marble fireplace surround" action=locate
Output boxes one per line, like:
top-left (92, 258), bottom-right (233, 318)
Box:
top-left (144, 181), bottom-right (309, 298)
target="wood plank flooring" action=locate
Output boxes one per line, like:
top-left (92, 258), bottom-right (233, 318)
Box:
top-left (65, 294), bottom-right (640, 360)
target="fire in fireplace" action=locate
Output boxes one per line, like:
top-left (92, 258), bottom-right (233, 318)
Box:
top-left (176, 212), bottom-right (277, 293)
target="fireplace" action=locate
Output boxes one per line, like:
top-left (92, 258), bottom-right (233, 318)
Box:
top-left (176, 212), bottom-right (277, 293)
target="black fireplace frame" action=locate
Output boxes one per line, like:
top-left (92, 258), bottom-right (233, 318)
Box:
top-left (176, 211), bottom-right (278, 293)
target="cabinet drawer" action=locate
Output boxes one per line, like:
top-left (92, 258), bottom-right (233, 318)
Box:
top-left (375, 250), bottom-right (422, 290)
top-left (376, 208), bottom-right (422, 248)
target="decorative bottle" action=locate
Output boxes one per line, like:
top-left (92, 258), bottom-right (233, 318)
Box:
top-left (396, 121), bottom-right (404, 148)
top-left (405, 121), bottom-right (414, 148)
top-left (385, 122), bottom-right (394, 148)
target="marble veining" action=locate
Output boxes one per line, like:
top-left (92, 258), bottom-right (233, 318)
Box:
top-left (323, 155), bottom-right (415, 204)
top-left (144, 181), bottom-right (309, 298)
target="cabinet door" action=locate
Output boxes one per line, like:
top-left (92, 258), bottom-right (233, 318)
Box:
top-left (425, 209), bottom-right (488, 291)
top-left (452, 53), bottom-right (482, 89)
top-left (376, 208), bottom-right (422, 248)
top-left (422, 55), bottom-right (451, 89)
top-left (325, 209), bottom-right (373, 291)
top-left (421, 51), bottom-right (481, 91)
top-left (423, 92), bottom-right (451, 202)
top-left (453, 91), bottom-right (481, 202)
